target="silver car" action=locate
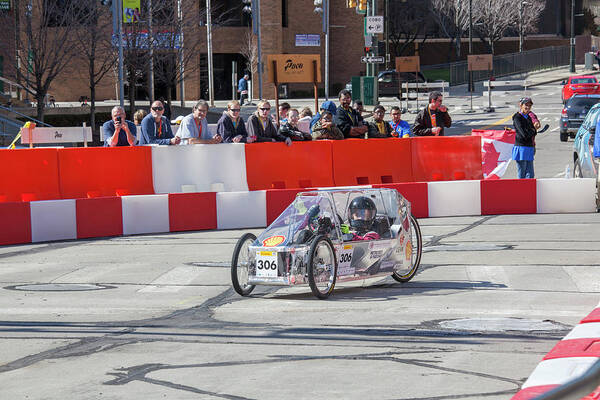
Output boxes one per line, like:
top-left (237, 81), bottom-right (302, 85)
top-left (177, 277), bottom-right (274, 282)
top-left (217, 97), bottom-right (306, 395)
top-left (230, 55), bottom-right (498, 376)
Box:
top-left (573, 103), bottom-right (600, 178)
top-left (231, 188), bottom-right (423, 299)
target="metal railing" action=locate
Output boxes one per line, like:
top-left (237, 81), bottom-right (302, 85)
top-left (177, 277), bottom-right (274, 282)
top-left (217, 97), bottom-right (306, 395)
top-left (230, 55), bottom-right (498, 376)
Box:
top-left (533, 359), bottom-right (600, 399)
top-left (422, 46), bottom-right (570, 86)
top-left (0, 105), bottom-right (52, 127)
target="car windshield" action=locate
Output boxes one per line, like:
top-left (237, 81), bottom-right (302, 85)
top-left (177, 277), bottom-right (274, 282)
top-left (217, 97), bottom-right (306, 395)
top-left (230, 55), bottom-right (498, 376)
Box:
top-left (571, 78), bottom-right (597, 84)
top-left (255, 194), bottom-right (340, 247)
top-left (567, 98), bottom-right (600, 109)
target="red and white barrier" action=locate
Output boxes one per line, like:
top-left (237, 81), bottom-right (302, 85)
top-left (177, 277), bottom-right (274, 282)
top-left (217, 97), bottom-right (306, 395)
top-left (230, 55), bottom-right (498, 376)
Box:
top-left (0, 178), bottom-right (595, 245)
top-left (511, 301), bottom-right (600, 399)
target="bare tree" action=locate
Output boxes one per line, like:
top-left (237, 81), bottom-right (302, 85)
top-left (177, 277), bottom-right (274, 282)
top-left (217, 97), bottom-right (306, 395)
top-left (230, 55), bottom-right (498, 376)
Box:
top-left (71, 0), bottom-right (116, 143)
top-left (475, 0), bottom-right (519, 54)
top-left (388, 0), bottom-right (435, 58)
top-left (239, 30), bottom-right (258, 96)
top-left (517, 0), bottom-right (546, 51)
top-left (431, 0), bottom-right (474, 60)
top-left (122, 13), bottom-right (152, 117)
top-left (0, 0), bottom-right (87, 121)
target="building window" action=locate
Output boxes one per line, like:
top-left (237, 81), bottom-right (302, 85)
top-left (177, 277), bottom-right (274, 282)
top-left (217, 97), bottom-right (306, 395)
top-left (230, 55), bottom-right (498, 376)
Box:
top-left (282, 0), bottom-right (287, 27)
top-left (199, 0), bottom-right (245, 27)
top-left (44, 0), bottom-right (94, 27)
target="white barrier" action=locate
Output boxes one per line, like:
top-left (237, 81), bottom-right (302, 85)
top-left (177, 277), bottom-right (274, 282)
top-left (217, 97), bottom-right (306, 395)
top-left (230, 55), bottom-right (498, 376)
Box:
top-left (217, 191), bottom-right (266, 230)
top-left (20, 126), bottom-right (92, 147)
top-left (405, 81), bottom-right (450, 97)
top-left (427, 180), bottom-right (481, 217)
top-left (121, 194), bottom-right (170, 235)
top-left (536, 178), bottom-right (596, 213)
top-left (151, 144), bottom-right (249, 194)
top-left (30, 199), bottom-right (77, 242)
top-left (522, 357), bottom-right (598, 388)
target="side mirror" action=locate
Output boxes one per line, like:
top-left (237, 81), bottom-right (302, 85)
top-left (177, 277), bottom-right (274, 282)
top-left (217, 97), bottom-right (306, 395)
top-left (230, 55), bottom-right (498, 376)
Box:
top-left (561, 80), bottom-right (567, 85)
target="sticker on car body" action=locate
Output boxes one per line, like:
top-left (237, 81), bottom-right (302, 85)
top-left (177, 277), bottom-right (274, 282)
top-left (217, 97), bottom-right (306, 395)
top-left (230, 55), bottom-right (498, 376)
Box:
top-left (262, 235), bottom-right (285, 247)
top-left (337, 244), bottom-right (355, 275)
top-left (255, 250), bottom-right (278, 277)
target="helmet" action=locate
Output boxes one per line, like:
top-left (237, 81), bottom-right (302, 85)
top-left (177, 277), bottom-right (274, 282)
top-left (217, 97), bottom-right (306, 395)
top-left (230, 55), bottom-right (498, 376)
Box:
top-left (348, 196), bottom-right (377, 232)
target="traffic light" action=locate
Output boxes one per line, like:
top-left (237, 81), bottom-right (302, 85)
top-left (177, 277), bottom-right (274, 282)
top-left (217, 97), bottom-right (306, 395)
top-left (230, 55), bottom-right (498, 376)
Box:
top-left (347, 0), bottom-right (357, 7)
top-left (358, 0), bottom-right (367, 11)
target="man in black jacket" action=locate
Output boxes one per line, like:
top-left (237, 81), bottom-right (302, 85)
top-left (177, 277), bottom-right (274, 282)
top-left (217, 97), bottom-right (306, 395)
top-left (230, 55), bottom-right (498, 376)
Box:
top-left (413, 91), bottom-right (452, 136)
top-left (334, 89), bottom-right (368, 138)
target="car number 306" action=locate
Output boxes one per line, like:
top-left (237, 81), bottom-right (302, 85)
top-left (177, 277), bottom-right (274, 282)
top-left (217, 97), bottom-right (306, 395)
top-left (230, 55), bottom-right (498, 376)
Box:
top-left (339, 253), bottom-right (352, 263)
top-left (257, 260), bottom-right (277, 270)
top-left (255, 251), bottom-right (278, 278)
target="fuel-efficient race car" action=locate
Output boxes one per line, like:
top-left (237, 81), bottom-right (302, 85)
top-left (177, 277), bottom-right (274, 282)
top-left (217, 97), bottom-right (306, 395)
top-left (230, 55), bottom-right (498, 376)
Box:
top-left (231, 188), bottom-right (423, 299)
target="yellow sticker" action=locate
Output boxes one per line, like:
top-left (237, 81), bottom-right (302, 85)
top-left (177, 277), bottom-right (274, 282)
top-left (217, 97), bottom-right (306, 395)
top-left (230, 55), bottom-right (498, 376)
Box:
top-left (343, 244), bottom-right (353, 250)
top-left (259, 251), bottom-right (274, 256)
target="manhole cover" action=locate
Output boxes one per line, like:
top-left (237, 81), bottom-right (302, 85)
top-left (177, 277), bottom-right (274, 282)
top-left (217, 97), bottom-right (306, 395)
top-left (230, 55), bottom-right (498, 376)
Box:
top-left (5, 283), bottom-right (115, 292)
top-left (439, 317), bottom-right (568, 332)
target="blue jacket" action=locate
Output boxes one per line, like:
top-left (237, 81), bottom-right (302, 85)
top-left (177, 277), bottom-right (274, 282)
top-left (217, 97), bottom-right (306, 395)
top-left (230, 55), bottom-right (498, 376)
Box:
top-left (238, 78), bottom-right (248, 92)
top-left (102, 119), bottom-right (137, 146)
top-left (309, 100), bottom-right (337, 131)
top-left (139, 113), bottom-right (174, 145)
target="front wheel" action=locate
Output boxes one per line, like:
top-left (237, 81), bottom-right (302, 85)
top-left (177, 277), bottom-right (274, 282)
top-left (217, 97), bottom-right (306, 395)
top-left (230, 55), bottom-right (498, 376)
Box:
top-left (308, 235), bottom-right (337, 299)
top-left (392, 215), bottom-right (423, 283)
top-left (231, 233), bottom-right (257, 296)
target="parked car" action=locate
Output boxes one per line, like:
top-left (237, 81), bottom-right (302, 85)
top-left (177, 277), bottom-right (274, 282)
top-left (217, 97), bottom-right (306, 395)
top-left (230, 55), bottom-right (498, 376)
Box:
top-left (573, 102), bottom-right (600, 178)
top-left (559, 95), bottom-right (600, 142)
top-left (345, 70), bottom-right (427, 99)
top-left (561, 75), bottom-right (600, 103)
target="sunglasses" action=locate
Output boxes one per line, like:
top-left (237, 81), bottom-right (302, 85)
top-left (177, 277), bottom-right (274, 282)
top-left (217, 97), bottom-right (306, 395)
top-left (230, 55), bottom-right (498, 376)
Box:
top-left (152, 106), bottom-right (164, 111)
top-left (260, 107), bottom-right (271, 111)
top-left (229, 108), bottom-right (241, 112)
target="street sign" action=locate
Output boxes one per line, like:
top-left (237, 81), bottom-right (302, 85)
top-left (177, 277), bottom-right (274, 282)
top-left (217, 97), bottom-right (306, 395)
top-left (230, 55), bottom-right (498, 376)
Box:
top-left (361, 56), bottom-right (385, 64)
top-left (364, 16), bottom-right (384, 35)
top-left (468, 54), bottom-right (493, 71)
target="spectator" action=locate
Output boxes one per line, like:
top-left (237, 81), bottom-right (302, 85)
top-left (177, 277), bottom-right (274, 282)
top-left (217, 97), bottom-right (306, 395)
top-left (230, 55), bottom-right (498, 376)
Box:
top-left (238, 74), bottom-right (249, 106)
top-left (102, 106), bottom-right (137, 147)
top-left (177, 99), bottom-right (222, 144)
top-left (312, 111), bottom-right (344, 140)
top-left (413, 91), bottom-right (452, 136)
top-left (279, 108), bottom-right (312, 141)
top-left (310, 101), bottom-right (337, 132)
top-left (159, 97), bottom-right (172, 121)
top-left (247, 100), bottom-right (291, 145)
top-left (276, 102), bottom-right (291, 126)
top-left (298, 106), bottom-right (313, 135)
top-left (139, 100), bottom-right (180, 145)
top-left (353, 99), bottom-right (372, 119)
top-left (389, 106), bottom-right (411, 138)
top-left (366, 105), bottom-right (393, 138)
top-left (133, 109), bottom-right (147, 126)
top-left (218, 100), bottom-right (253, 143)
top-left (512, 97), bottom-right (537, 179)
top-left (335, 89), bottom-right (368, 138)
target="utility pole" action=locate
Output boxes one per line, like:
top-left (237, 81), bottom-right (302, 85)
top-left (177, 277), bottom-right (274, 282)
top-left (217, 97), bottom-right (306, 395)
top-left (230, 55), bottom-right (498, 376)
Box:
top-left (148, 0), bottom-right (154, 102)
top-left (384, 0), bottom-right (389, 70)
top-left (569, 0), bottom-right (575, 73)
top-left (325, 0), bottom-right (330, 100)
top-left (256, 0), bottom-right (263, 100)
top-left (116, 0), bottom-right (125, 107)
top-left (177, 0), bottom-right (185, 107)
top-left (206, 0), bottom-right (214, 106)
top-left (519, 1), bottom-right (523, 52)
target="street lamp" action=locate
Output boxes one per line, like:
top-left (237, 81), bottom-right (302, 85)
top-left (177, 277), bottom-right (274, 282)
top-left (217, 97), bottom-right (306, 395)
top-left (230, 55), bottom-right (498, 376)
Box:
top-left (570, 0), bottom-right (576, 73)
top-left (519, 1), bottom-right (529, 53)
top-left (314, 0), bottom-right (329, 99)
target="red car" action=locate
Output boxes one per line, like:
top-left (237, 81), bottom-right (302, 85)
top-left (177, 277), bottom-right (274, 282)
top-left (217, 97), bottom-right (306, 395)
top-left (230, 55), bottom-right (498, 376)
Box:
top-left (561, 75), bottom-right (600, 103)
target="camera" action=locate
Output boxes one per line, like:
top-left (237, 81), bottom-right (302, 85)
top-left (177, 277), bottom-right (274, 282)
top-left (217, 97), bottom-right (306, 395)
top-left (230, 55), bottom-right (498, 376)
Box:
top-left (116, 116), bottom-right (122, 123)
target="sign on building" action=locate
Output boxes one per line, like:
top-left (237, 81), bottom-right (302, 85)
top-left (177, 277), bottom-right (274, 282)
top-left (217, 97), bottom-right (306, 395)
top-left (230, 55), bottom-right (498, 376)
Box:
top-left (123, 0), bottom-right (141, 23)
top-left (395, 56), bottom-right (420, 72)
top-left (468, 54), bottom-right (493, 71)
top-left (0, 0), bottom-right (10, 10)
top-left (295, 34), bottom-right (321, 47)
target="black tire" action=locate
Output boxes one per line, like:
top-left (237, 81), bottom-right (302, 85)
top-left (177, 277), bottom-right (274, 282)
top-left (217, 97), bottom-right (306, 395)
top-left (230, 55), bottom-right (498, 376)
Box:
top-left (574, 160), bottom-right (583, 178)
top-left (307, 235), bottom-right (337, 299)
top-left (392, 215), bottom-right (423, 283)
top-left (560, 131), bottom-right (568, 142)
top-left (231, 233), bottom-right (257, 296)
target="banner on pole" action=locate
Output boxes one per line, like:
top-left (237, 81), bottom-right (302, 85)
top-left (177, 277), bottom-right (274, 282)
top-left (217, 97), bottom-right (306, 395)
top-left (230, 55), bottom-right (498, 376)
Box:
top-left (123, 0), bottom-right (141, 23)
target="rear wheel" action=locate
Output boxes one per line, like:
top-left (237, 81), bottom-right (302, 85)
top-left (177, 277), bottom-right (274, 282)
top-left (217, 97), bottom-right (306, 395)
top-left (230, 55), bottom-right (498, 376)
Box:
top-left (560, 131), bottom-right (569, 142)
top-left (307, 235), bottom-right (337, 299)
top-left (231, 233), bottom-right (257, 296)
top-left (392, 215), bottom-right (423, 283)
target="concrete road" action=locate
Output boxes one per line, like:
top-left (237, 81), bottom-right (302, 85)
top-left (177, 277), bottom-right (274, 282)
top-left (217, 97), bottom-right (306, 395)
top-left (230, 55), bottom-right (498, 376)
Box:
top-left (1, 213), bottom-right (599, 399)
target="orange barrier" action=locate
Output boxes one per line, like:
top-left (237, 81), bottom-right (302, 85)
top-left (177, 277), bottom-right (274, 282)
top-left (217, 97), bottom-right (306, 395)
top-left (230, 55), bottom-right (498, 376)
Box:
top-left (0, 148), bottom-right (61, 202)
top-left (245, 141), bottom-right (334, 190)
top-left (58, 147), bottom-right (155, 199)
top-left (331, 139), bottom-right (413, 186)
top-left (411, 136), bottom-right (482, 182)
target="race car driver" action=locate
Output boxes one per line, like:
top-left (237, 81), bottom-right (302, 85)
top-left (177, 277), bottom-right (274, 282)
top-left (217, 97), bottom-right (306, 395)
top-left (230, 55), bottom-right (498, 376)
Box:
top-left (342, 196), bottom-right (381, 241)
